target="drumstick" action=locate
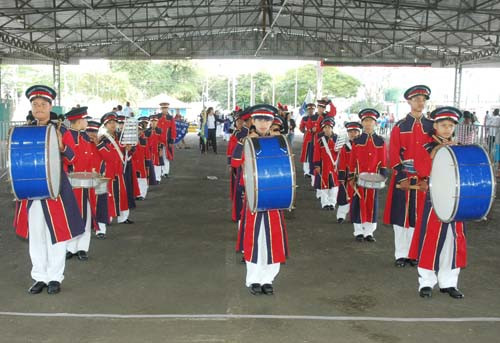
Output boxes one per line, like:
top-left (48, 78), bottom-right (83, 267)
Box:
top-left (396, 184), bottom-right (421, 190)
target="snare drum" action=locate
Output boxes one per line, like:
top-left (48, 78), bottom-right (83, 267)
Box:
top-left (243, 135), bottom-right (296, 212)
top-left (357, 172), bottom-right (387, 189)
top-left (8, 126), bottom-right (61, 200)
top-left (67, 172), bottom-right (109, 194)
top-left (430, 144), bottom-right (495, 222)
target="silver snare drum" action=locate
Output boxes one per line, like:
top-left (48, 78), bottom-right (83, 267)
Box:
top-left (357, 172), bottom-right (387, 189)
top-left (68, 172), bottom-right (109, 194)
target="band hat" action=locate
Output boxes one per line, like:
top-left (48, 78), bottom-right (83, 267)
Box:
top-left (246, 104), bottom-right (278, 121)
top-left (86, 120), bottom-right (100, 132)
top-left (272, 115), bottom-right (285, 127)
top-left (65, 106), bottom-right (88, 121)
top-left (101, 112), bottom-right (118, 125)
top-left (321, 117), bottom-right (335, 128)
top-left (430, 106), bottom-right (462, 123)
top-left (317, 99), bottom-right (329, 108)
top-left (159, 102), bottom-right (170, 108)
top-left (344, 121), bottom-right (363, 132)
top-left (404, 85), bottom-right (431, 100)
top-left (358, 108), bottom-right (380, 121)
top-left (25, 85), bottom-right (57, 103)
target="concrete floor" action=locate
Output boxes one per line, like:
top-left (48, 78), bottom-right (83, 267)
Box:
top-left (0, 133), bottom-right (499, 343)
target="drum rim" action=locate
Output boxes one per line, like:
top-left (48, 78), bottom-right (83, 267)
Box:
top-left (243, 137), bottom-right (259, 213)
top-left (45, 125), bottom-right (60, 199)
top-left (429, 145), bottom-right (459, 223)
top-left (282, 135), bottom-right (296, 210)
top-left (357, 172), bottom-right (386, 189)
top-left (476, 144), bottom-right (497, 221)
top-left (7, 126), bottom-right (20, 201)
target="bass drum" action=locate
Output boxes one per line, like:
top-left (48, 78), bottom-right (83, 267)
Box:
top-left (243, 135), bottom-right (296, 212)
top-left (8, 125), bottom-right (61, 200)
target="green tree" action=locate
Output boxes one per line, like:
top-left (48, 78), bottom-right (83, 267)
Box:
top-left (110, 60), bottom-right (203, 102)
top-left (275, 65), bottom-right (361, 105)
top-left (349, 98), bottom-right (385, 114)
top-left (384, 87), bottom-right (404, 102)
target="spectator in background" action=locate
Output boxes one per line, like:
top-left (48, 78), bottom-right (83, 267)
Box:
top-left (286, 111), bottom-right (296, 146)
top-left (456, 111), bottom-right (477, 145)
top-left (116, 105), bottom-right (123, 116)
top-left (202, 107), bottom-right (223, 154)
top-left (122, 101), bottom-right (132, 117)
top-left (486, 109), bottom-right (499, 154)
top-left (223, 116), bottom-right (231, 141)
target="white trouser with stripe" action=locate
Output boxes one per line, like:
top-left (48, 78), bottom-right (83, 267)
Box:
top-left (161, 147), bottom-right (170, 176)
top-left (137, 178), bottom-right (148, 198)
top-left (117, 209), bottom-right (130, 223)
top-left (418, 226), bottom-right (460, 290)
top-left (67, 201), bottom-right (91, 253)
top-left (245, 220), bottom-right (280, 287)
top-left (29, 200), bottom-right (67, 283)
top-left (393, 225), bottom-right (415, 259)
top-left (353, 223), bottom-right (377, 237)
top-left (154, 165), bottom-right (162, 182)
top-left (321, 187), bottom-right (338, 207)
top-left (337, 204), bottom-right (350, 220)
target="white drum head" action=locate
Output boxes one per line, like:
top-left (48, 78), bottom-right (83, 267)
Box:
top-left (243, 138), bottom-right (257, 212)
top-left (46, 125), bottom-right (61, 198)
top-left (429, 146), bottom-right (457, 222)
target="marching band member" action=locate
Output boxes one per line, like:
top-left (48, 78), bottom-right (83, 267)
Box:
top-left (383, 85), bottom-right (434, 267)
top-left (234, 104), bottom-right (289, 296)
top-left (313, 117), bottom-right (339, 210)
top-left (97, 112), bottom-right (133, 234)
top-left (336, 122), bottom-right (362, 223)
top-left (231, 109), bottom-right (252, 257)
top-left (409, 107), bottom-right (466, 299)
top-left (85, 120), bottom-right (110, 239)
top-left (132, 120), bottom-right (151, 200)
top-left (157, 102), bottom-right (177, 178)
top-left (145, 114), bottom-right (164, 184)
top-left (299, 103), bottom-right (321, 178)
top-left (227, 108), bottom-right (244, 222)
top-left (14, 85), bottom-right (85, 294)
top-left (348, 109), bottom-right (387, 242)
top-left (62, 107), bottom-right (96, 261)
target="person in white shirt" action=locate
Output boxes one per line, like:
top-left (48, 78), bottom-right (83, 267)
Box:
top-left (204, 107), bottom-right (223, 154)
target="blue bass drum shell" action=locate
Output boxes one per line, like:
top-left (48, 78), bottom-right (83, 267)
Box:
top-left (430, 144), bottom-right (496, 222)
top-left (243, 135), bottom-right (296, 212)
top-left (8, 125), bottom-right (61, 200)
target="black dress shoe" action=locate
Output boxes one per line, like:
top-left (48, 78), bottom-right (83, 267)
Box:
top-left (135, 196), bottom-right (145, 201)
top-left (337, 218), bottom-right (344, 224)
top-left (364, 235), bottom-right (376, 242)
top-left (406, 259), bottom-right (419, 267)
top-left (77, 250), bottom-right (89, 261)
top-left (322, 206), bottom-right (330, 210)
top-left (28, 281), bottom-right (47, 294)
top-left (66, 252), bottom-right (74, 260)
top-left (96, 233), bottom-right (106, 239)
top-left (394, 258), bottom-right (407, 267)
top-left (261, 284), bottom-right (274, 295)
top-left (440, 287), bottom-right (464, 299)
top-left (355, 234), bottom-right (364, 242)
top-left (240, 256), bottom-right (246, 264)
top-left (47, 281), bottom-right (61, 294)
top-left (328, 205), bottom-right (335, 210)
top-left (419, 287), bottom-right (432, 298)
top-left (249, 283), bottom-right (262, 295)
top-left (120, 219), bottom-right (134, 224)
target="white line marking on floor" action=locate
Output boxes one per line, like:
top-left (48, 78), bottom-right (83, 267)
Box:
top-left (0, 312), bottom-right (499, 322)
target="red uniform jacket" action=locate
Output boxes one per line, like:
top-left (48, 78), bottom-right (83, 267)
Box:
top-left (313, 133), bottom-right (339, 189)
top-left (383, 114), bottom-right (434, 228)
top-left (299, 114), bottom-right (322, 163)
top-left (97, 133), bottom-right (128, 217)
top-left (349, 132), bottom-right (387, 224)
top-left (337, 141), bottom-right (354, 206)
top-left (145, 127), bottom-right (164, 166)
top-left (132, 134), bottom-right (149, 179)
top-left (13, 123), bottom-right (86, 243)
top-left (158, 114), bottom-right (177, 160)
top-left (408, 137), bottom-right (467, 270)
